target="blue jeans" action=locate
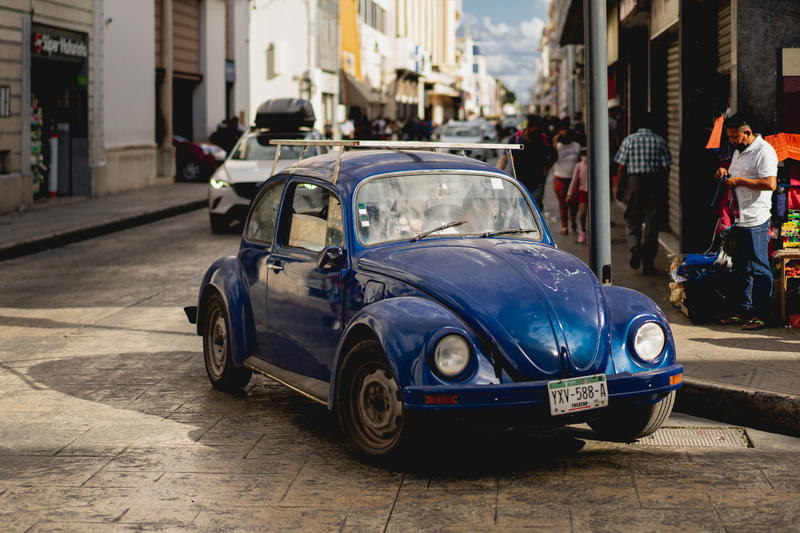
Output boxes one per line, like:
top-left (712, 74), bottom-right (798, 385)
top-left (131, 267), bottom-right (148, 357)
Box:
top-left (732, 221), bottom-right (772, 319)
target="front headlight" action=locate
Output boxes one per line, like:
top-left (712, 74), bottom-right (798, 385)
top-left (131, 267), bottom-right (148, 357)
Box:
top-left (633, 322), bottom-right (666, 362)
top-left (433, 335), bottom-right (471, 378)
top-left (210, 177), bottom-right (229, 189)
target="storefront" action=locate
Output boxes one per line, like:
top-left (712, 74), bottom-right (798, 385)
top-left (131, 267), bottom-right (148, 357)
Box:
top-left (30, 23), bottom-right (91, 199)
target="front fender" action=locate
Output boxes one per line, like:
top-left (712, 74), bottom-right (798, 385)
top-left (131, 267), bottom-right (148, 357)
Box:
top-left (197, 256), bottom-right (255, 367)
top-left (602, 286), bottom-right (677, 373)
top-left (328, 296), bottom-right (499, 407)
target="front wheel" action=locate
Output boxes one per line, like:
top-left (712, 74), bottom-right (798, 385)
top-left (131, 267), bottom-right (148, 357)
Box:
top-left (588, 390), bottom-right (675, 442)
top-left (336, 341), bottom-right (411, 458)
top-left (202, 293), bottom-right (251, 391)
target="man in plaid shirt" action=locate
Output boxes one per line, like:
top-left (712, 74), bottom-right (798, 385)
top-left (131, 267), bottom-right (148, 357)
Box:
top-left (614, 113), bottom-right (672, 274)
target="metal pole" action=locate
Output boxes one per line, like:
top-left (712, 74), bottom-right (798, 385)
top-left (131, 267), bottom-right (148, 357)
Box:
top-left (584, 0), bottom-right (612, 284)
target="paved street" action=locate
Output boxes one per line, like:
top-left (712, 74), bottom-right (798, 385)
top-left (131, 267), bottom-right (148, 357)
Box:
top-left (0, 209), bottom-right (798, 532)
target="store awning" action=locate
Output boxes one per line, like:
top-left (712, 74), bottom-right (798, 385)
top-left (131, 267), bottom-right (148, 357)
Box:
top-left (427, 83), bottom-right (459, 98)
top-left (342, 72), bottom-right (386, 107)
top-left (557, 0), bottom-right (584, 45)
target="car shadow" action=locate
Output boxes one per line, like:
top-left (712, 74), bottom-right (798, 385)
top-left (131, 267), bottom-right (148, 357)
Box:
top-left (25, 351), bottom-right (671, 477)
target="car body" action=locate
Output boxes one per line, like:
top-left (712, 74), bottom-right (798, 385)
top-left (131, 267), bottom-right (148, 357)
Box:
top-left (187, 148), bottom-right (682, 457)
top-left (439, 122), bottom-right (491, 161)
top-left (174, 135), bottom-right (227, 182)
top-left (207, 130), bottom-right (325, 232)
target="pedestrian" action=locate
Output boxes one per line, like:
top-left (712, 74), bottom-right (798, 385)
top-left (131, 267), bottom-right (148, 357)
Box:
top-left (340, 117), bottom-right (355, 140)
top-left (566, 147), bottom-right (589, 244)
top-left (497, 114), bottom-right (556, 209)
top-left (613, 112), bottom-right (672, 275)
top-left (716, 114), bottom-right (778, 331)
top-left (552, 121), bottom-right (582, 235)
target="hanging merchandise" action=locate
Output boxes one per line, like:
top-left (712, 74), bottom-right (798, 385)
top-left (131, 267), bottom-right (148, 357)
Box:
top-left (30, 95), bottom-right (46, 196)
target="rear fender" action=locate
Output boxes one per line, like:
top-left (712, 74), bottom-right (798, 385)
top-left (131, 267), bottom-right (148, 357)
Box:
top-left (602, 286), bottom-right (677, 373)
top-left (327, 296), bottom-right (498, 408)
top-left (196, 256), bottom-right (255, 367)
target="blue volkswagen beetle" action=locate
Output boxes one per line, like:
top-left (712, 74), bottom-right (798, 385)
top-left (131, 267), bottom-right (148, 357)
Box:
top-left (186, 143), bottom-right (683, 457)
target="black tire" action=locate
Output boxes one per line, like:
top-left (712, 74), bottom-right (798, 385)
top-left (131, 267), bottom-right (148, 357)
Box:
top-left (210, 213), bottom-right (230, 234)
top-left (588, 390), bottom-right (675, 442)
top-left (336, 340), bottom-right (412, 458)
top-left (202, 293), bottom-right (252, 391)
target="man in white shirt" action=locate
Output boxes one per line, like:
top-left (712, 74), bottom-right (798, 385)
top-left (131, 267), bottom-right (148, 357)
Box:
top-left (716, 115), bottom-right (778, 330)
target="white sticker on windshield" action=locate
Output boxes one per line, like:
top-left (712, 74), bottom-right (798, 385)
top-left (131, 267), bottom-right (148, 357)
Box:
top-left (361, 220), bottom-right (370, 227)
top-left (491, 178), bottom-right (504, 190)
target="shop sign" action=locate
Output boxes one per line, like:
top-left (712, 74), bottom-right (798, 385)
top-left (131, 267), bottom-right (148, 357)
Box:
top-left (651, 0), bottom-right (679, 39)
top-left (32, 24), bottom-right (88, 61)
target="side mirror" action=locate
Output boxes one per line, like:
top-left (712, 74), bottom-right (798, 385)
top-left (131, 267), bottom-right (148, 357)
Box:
top-left (316, 246), bottom-right (346, 270)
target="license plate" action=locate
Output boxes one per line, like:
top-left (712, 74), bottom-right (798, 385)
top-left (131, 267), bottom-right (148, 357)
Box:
top-left (547, 374), bottom-right (608, 416)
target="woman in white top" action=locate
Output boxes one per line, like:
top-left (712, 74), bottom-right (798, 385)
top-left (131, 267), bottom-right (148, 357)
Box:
top-left (552, 123), bottom-right (582, 234)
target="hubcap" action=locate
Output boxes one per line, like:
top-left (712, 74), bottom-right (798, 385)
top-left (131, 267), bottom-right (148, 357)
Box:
top-left (206, 312), bottom-right (227, 378)
top-left (355, 366), bottom-right (402, 444)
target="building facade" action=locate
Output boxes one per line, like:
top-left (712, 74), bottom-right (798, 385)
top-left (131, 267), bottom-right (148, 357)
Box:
top-left (0, 0), bottom-right (238, 215)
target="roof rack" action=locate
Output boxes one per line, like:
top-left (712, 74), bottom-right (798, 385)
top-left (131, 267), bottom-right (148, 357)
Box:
top-left (268, 139), bottom-right (524, 183)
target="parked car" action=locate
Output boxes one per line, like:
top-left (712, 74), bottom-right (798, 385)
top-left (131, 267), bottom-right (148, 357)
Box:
top-left (439, 122), bottom-right (491, 161)
top-left (208, 130), bottom-right (324, 233)
top-left (173, 136), bottom-right (227, 182)
top-left (185, 146), bottom-right (683, 458)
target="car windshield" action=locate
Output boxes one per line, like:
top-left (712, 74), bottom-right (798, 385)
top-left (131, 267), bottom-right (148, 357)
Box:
top-left (231, 136), bottom-right (312, 161)
top-left (442, 126), bottom-right (480, 138)
top-left (356, 173), bottom-right (542, 245)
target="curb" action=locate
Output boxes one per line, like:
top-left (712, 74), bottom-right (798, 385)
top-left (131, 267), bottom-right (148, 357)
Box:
top-left (0, 199), bottom-right (207, 261)
top-left (676, 377), bottom-right (800, 437)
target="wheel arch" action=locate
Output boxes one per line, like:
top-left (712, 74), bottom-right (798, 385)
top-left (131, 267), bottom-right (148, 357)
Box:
top-left (196, 257), bottom-right (256, 367)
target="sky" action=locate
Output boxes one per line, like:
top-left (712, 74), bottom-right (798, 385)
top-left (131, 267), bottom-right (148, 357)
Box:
top-left (460, 0), bottom-right (549, 105)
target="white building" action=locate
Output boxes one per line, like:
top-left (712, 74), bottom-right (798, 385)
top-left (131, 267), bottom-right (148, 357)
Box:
top-left (248, 0), bottom-right (340, 132)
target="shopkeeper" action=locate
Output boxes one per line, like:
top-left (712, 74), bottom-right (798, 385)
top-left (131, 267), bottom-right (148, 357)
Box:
top-left (715, 115), bottom-right (779, 331)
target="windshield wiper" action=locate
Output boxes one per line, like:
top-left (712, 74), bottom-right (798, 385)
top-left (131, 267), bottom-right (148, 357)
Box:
top-left (482, 228), bottom-right (538, 238)
top-left (410, 220), bottom-right (468, 242)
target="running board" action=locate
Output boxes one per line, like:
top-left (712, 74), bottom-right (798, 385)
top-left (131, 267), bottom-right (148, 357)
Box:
top-left (244, 356), bottom-right (329, 406)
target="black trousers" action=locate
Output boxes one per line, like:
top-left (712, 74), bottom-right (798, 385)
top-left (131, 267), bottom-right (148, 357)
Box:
top-left (624, 173), bottom-right (663, 265)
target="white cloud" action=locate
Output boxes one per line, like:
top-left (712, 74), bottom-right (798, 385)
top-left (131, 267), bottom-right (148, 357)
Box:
top-left (462, 13), bottom-right (546, 102)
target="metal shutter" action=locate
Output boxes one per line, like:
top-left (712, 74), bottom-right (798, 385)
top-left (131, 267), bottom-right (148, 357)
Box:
top-left (155, 0), bottom-right (200, 76)
top-left (717, 0), bottom-right (732, 75)
top-left (666, 38), bottom-right (681, 237)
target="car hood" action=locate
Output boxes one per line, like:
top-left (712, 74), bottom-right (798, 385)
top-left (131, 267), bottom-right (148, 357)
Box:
top-left (358, 239), bottom-right (610, 380)
top-left (222, 159), bottom-right (296, 183)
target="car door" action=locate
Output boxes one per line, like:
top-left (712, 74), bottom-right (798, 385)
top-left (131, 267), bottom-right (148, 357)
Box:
top-left (262, 178), bottom-right (347, 382)
top-left (239, 179), bottom-right (286, 357)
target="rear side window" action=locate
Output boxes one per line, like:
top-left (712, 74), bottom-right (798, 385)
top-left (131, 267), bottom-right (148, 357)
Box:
top-left (246, 182), bottom-right (285, 243)
top-left (280, 182), bottom-right (344, 252)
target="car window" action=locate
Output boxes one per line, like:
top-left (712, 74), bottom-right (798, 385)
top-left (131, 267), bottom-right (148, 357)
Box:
top-left (281, 182), bottom-right (344, 252)
top-left (356, 173), bottom-right (541, 245)
top-left (232, 135), bottom-right (320, 160)
top-left (246, 181), bottom-right (285, 243)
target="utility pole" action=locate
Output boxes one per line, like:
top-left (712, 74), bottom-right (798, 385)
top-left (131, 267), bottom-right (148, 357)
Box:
top-left (584, 0), bottom-right (612, 284)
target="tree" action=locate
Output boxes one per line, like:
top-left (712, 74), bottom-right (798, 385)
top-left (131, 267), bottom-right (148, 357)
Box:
top-left (502, 83), bottom-right (517, 104)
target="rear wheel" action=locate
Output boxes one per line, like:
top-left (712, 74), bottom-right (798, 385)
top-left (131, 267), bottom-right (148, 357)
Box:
top-left (202, 294), bottom-right (251, 391)
top-left (588, 390), bottom-right (675, 441)
top-left (336, 341), bottom-right (411, 457)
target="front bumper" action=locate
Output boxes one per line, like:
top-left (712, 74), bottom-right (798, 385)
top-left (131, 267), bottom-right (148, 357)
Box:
top-left (209, 182), bottom-right (259, 218)
top-left (403, 364), bottom-right (683, 411)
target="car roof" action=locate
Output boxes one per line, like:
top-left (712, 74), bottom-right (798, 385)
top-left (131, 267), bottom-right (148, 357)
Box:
top-left (274, 150), bottom-right (511, 191)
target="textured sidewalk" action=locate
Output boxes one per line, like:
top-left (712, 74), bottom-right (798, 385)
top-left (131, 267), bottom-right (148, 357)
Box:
top-left (546, 184), bottom-right (800, 435)
top-left (0, 182), bottom-right (208, 260)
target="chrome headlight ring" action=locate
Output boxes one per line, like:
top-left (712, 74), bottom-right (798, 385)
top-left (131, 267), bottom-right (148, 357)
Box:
top-left (631, 320), bottom-right (666, 362)
top-left (432, 334), bottom-right (472, 379)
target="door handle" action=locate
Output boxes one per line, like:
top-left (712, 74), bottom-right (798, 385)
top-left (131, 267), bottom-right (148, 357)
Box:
top-left (266, 261), bottom-right (283, 272)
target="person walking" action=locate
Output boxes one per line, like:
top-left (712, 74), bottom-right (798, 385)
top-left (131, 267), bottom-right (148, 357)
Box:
top-left (566, 147), bottom-right (589, 244)
top-left (552, 121), bottom-right (582, 234)
top-left (613, 113), bottom-right (672, 274)
top-left (497, 114), bottom-right (556, 209)
top-left (716, 115), bottom-right (778, 331)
